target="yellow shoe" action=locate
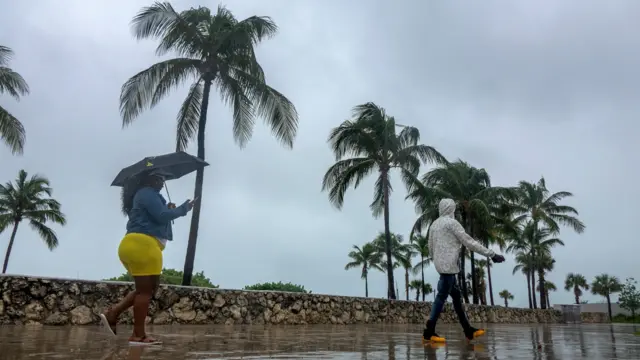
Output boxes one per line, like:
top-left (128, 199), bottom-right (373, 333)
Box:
top-left (422, 330), bottom-right (446, 343)
top-left (464, 327), bottom-right (485, 342)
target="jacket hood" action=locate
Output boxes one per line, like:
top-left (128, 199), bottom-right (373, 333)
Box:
top-left (438, 198), bottom-right (456, 218)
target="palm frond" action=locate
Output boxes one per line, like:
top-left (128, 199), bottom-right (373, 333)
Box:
top-left (119, 58), bottom-right (200, 126)
top-left (29, 220), bottom-right (59, 250)
top-left (0, 66), bottom-right (29, 100)
top-left (321, 157), bottom-right (376, 209)
top-left (0, 105), bottom-right (25, 155)
top-left (175, 80), bottom-right (203, 151)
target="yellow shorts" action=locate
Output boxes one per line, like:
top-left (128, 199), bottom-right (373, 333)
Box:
top-left (118, 233), bottom-right (164, 277)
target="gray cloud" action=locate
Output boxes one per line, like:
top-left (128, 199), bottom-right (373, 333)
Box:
top-left (0, 0), bottom-right (637, 307)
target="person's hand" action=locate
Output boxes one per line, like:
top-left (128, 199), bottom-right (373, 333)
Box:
top-left (167, 203), bottom-right (176, 209)
top-left (184, 197), bottom-right (198, 210)
top-left (491, 254), bottom-right (505, 263)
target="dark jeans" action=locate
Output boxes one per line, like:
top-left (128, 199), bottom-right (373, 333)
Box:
top-left (428, 274), bottom-right (471, 330)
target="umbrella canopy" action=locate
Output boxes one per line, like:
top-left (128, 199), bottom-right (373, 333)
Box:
top-left (110, 151), bottom-right (209, 187)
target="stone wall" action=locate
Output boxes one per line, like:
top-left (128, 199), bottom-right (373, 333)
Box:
top-left (0, 276), bottom-right (607, 325)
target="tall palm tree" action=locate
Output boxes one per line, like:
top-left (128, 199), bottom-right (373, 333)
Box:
top-left (537, 280), bottom-right (557, 307)
top-left (344, 243), bottom-right (383, 297)
top-left (0, 170), bottom-right (66, 273)
top-left (0, 45), bottom-right (29, 155)
top-left (407, 160), bottom-right (514, 304)
top-left (565, 273), bottom-right (589, 305)
top-left (512, 177), bottom-right (585, 234)
top-left (409, 234), bottom-right (431, 301)
top-left (523, 223), bottom-right (562, 309)
top-left (119, 2), bottom-right (298, 286)
top-left (591, 274), bottom-right (622, 321)
top-left (499, 290), bottom-right (514, 307)
top-left (322, 103), bottom-right (446, 299)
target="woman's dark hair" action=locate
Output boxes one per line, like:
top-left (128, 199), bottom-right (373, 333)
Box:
top-left (120, 174), bottom-right (153, 215)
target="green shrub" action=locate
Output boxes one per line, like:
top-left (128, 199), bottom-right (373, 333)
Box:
top-left (105, 268), bottom-right (218, 288)
top-left (612, 314), bottom-right (640, 323)
top-left (243, 281), bottom-right (310, 293)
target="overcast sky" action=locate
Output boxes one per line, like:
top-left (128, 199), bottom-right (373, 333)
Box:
top-left (1, 0), bottom-right (638, 308)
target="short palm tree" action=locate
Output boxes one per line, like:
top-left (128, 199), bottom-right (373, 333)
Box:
top-left (499, 290), bottom-right (514, 307)
top-left (512, 250), bottom-right (535, 308)
top-left (120, 2), bottom-right (298, 286)
top-left (422, 282), bottom-right (434, 301)
top-left (591, 274), bottom-right (622, 321)
top-left (409, 279), bottom-right (423, 301)
top-left (344, 243), bottom-right (383, 297)
top-left (565, 273), bottom-right (589, 304)
top-left (409, 234), bottom-right (431, 301)
top-left (537, 280), bottom-right (557, 307)
top-left (0, 170), bottom-right (66, 273)
top-left (322, 103), bottom-right (446, 299)
top-left (0, 45), bottom-right (29, 155)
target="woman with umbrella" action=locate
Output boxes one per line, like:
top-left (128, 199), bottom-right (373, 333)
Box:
top-left (100, 169), bottom-right (195, 345)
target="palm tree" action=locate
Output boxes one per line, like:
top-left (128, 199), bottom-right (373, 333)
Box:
top-left (396, 246), bottom-right (416, 301)
top-left (409, 279), bottom-right (423, 301)
top-left (0, 170), bottom-right (66, 273)
top-left (407, 160), bottom-right (514, 304)
top-left (119, 2), bottom-right (298, 286)
top-left (537, 280), bottom-right (557, 307)
top-left (512, 177), bottom-right (585, 235)
top-left (344, 243), bottom-right (383, 297)
top-left (422, 282), bottom-right (434, 301)
top-left (591, 274), bottom-right (622, 321)
top-left (322, 103), bottom-right (446, 299)
top-left (409, 234), bottom-right (431, 301)
top-left (565, 273), bottom-right (589, 305)
top-left (0, 45), bottom-right (29, 155)
top-left (512, 250), bottom-right (535, 308)
top-left (499, 290), bottom-right (514, 307)
top-left (523, 223), bottom-right (562, 309)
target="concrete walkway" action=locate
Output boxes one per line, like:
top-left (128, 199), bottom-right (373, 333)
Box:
top-left (1, 323), bottom-right (638, 359)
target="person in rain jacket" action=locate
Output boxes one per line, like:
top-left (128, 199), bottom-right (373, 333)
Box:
top-left (423, 198), bottom-right (505, 343)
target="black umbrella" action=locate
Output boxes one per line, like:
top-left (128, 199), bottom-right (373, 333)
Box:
top-left (110, 151), bottom-right (209, 187)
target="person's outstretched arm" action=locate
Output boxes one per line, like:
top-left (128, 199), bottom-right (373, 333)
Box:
top-left (136, 188), bottom-right (190, 223)
top-left (448, 220), bottom-right (495, 258)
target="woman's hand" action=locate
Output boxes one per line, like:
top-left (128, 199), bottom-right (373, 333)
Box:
top-left (167, 203), bottom-right (176, 209)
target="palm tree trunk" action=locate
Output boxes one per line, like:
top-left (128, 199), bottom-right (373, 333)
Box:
top-left (538, 269), bottom-right (547, 309)
top-left (364, 266), bottom-right (369, 298)
top-left (504, 298), bottom-right (508, 307)
top-left (574, 287), bottom-right (580, 304)
top-left (2, 222), bottom-right (20, 274)
top-left (487, 257), bottom-right (495, 306)
top-left (530, 270), bottom-right (538, 309)
top-left (405, 269), bottom-right (409, 301)
top-left (381, 172), bottom-right (396, 300)
top-left (546, 292), bottom-right (551, 307)
top-left (420, 256), bottom-right (425, 301)
top-left (526, 272), bottom-right (532, 308)
top-left (415, 289), bottom-right (420, 301)
top-left (465, 214), bottom-right (479, 305)
top-left (182, 79), bottom-right (212, 286)
top-left (606, 294), bottom-right (612, 321)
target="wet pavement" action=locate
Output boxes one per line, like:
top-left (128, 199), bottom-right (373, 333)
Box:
top-left (0, 323), bottom-right (638, 359)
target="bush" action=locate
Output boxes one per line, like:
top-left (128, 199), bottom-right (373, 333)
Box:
top-left (105, 268), bottom-right (218, 288)
top-left (612, 314), bottom-right (640, 323)
top-left (243, 281), bottom-right (310, 293)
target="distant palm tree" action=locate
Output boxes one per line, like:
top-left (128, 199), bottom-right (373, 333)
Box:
top-left (422, 282), bottom-right (434, 300)
top-left (499, 290), bottom-right (514, 307)
top-left (591, 274), bottom-right (622, 321)
top-left (537, 280), bottom-right (557, 307)
top-left (565, 273), bottom-right (589, 305)
top-left (0, 170), bottom-right (66, 273)
top-left (512, 250), bottom-right (535, 308)
top-left (409, 234), bottom-right (431, 301)
top-left (0, 45), bottom-right (29, 155)
top-left (409, 279), bottom-right (423, 301)
top-left (512, 177), bottom-right (585, 234)
top-left (396, 246), bottom-right (416, 301)
top-left (322, 102), bottom-right (447, 299)
top-left (120, 2), bottom-right (298, 286)
top-left (344, 243), bottom-right (383, 297)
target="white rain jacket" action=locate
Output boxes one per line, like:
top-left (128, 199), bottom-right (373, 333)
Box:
top-left (428, 198), bottom-right (495, 275)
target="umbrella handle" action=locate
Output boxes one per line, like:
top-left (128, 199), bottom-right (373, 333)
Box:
top-left (165, 184), bottom-right (174, 225)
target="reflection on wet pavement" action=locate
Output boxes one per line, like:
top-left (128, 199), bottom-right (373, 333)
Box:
top-left (1, 323), bottom-right (639, 359)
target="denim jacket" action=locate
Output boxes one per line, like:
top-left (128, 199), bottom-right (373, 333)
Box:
top-left (126, 186), bottom-right (189, 241)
